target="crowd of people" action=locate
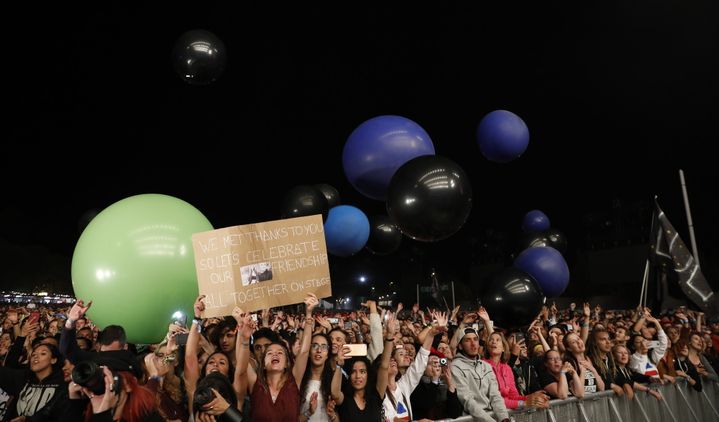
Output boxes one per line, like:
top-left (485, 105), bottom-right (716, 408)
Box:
top-left (0, 296), bottom-right (717, 421)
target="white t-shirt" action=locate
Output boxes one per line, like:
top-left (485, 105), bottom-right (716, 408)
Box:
top-left (300, 379), bottom-right (328, 421)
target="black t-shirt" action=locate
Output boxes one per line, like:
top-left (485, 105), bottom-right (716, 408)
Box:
top-left (537, 368), bottom-right (573, 398)
top-left (338, 390), bottom-right (384, 422)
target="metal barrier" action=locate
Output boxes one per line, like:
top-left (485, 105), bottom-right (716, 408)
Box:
top-left (434, 380), bottom-right (719, 422)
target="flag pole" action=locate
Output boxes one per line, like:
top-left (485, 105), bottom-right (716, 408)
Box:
top-left (451, 281), bottom-right (456, 309)
top-left (416, 284), bottom-right (419, 306)
top-left (679, 169), bottom-right (701, 267)
top-left (639, 259), bottom-right (649, 307)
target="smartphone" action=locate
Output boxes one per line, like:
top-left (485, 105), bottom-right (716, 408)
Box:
top-left (27, 312), bottom-right (41, 325)
top-left (250, 314), bottom-right (258, 323)
top-left (175, 333), bottom-right (188, 346)
top-left (471, 323), bottom-right (479, 331)
top-left (515, 332), bottom-right (525, 343)
top-left (327, 317), bottom-right (339, 324)
top-left (648, 340), bottom-right (660, 349)
top-left (565, 323), bottom-right (574, 332)
top-left (344, 321), bottom-right (352, 330)
top-left (171, 311), bottom-right (187, 328)
top-left (345, 344), bottom-right (367, 356)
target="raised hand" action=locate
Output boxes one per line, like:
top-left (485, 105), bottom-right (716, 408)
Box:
top-left (316, 315), bottom-right (332, 332)
top-left (583, 302), bottom-right (591, 318)
top-left (193, 295), bottom-right (206, 318)
top-left (304, 293), bottom-right (319, 315)
top-left (68, 299), bottom-right (92, 322)
top-left (477, 306), bottom-right (490, 322)
top-left (309, 391), bottom-right (318, 416)
top-left (433, 311), bottom-right (448, 332)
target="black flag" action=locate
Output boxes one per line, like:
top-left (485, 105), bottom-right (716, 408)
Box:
top-left (650, 198), bottom-right (718, 315)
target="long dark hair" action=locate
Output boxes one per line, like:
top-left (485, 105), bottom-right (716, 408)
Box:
top-left (300, 333), bottom-right (333, 406)
top-left (587, 329), bottom-right (616, 381)
top-left (200, 351), bottom-right (235, 383)
top-left (257, 341), bottom-right (294, 393)
top-left (342, 356), bottom-right (375, 398)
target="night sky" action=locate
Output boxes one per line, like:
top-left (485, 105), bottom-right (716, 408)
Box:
top-left (3, 3), bottom-right (718, 305)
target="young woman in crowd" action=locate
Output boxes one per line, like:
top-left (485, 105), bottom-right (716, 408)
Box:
top-left (538, 349), bottom-right (583, 399)
top-left (612, 344), bottom-right (662, 400)
top-left (484, 332), bottom-right (549, 409)
top-left (0, 343), bottom-right (68, 420)
top-left (335, 312), bottom-right (396, 421)
top-left (236, 294), bottom-right (317, 421)
top-left (299, 333), bottom-right (343, 421)
top-left (563, 332), bottom-right (605, 395)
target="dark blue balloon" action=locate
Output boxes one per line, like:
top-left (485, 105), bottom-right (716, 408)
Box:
top-left (514, 246), bottom-right (569, 297)
top-left (343, 115), bottom-right (435, 200)
top-left (522, 210), bottom-right (550, 233)
top-left (324, 205), bottom-right (370, 257)
top-left (477, 110), bottom-right (529, 163)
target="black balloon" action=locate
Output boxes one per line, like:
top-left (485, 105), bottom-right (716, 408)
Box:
top-left (314, 183), bottom-right (341, 208)
top-left (518, 228), bottom-right (568, 255)
top-left (366, 215), bottom-right (402, 255)
top-left (518, 231), bottom-right (549, 252)
top-left (172, 30), bottom-right (227, 85)
top-left (280, 185), bottom-right (328, 219)
top-left (481, 267), bottom-right (545, 328)
top-left (544, 228), bottom-right (568, 254)
top-left (386, 155), bottom-right (472, 242)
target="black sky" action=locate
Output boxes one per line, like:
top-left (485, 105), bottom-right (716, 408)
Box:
top-left (2, 2), bottom-right (718, 301)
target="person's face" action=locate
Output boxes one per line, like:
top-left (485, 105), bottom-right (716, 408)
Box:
top-left (566, 334), bottom-right (585, 354)
top-left (425, 355), bottom-right (442, 378)
top-left (310, 336), bottom-right (330, 366)
top-left (460, 333), bottom-right (480, 357)
top-left (253, 338), bottom-right (272, 361)
top-left (596, 332), bottom-right (612, 353)
top-left (330, 331), bottom-right (346, 355)
top-left (437, 342), bottom-right (452, 359)
top-left (394, 347), bottom-right (410, 368)
top-left (678, 344), bottom-right (689, 357)
top-left (62, 359), bottom-right (74, 383)
top-left (690, 334), bottom-right (703, 351)
top-left (544, 351), bottom-right (562, 373)
top-left (205, 353), bottom-right (230, 376)
top-left (350, 361), bottom-right (368, 391)
top-left (666, 327), bottom-right (679, 344)
top-left (30, 345), bottom-right (56, 374)
top-left (220, 328), bottom-right (236, 353)
top-left (633, 336), bottom-right (649, 355)
top-left (488, 333), bottom-right (504, 357)
top-left (264, 344), bottom-right (288, 372)
top-left (0, 333), bottom-right (11, 349)
top-left (75, 319), bottom-right (86, 330)
top-left (613, 346), bottom-right (629, 365)
top-left (48, 320), bottom-right (59, 335)
top-left (403, 343), bottom-right (416, 362)
top-left (76, 328), bottom-right (93, 340)
top-left (614, 328), bottom-right (627, 342)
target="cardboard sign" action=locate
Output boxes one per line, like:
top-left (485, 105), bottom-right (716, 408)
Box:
top-left (192, 214), bottom-right (331, 317)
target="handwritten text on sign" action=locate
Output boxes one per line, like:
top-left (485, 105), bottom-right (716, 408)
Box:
top-left (192, 214), bottom-right (331, 316)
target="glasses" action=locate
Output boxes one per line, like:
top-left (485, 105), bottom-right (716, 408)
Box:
top-left (311, 343), bottom-right (329, 351)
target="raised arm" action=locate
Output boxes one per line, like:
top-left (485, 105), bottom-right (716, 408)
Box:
top-left (293, 294), bottom-right (318, 387)
top-left (236, 308), bottom-right (258, 394)
top-left (376, 312), bottom-right (397, 397)
top-left (363, 300), bottom-right (384, 361)
top-left (331, 346), bottom-right (347, 405)
top-left (580, 303), bottom-right (591, 343)
top-left (184, 294), bottom-right (205, 400)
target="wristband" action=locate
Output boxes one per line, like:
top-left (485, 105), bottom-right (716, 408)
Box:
top-left (384, 337), bottom-right (394, 342)
top-left (192, 318), bottom-right (203, 325)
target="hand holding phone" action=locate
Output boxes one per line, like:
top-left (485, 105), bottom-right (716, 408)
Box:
top-left (344, 344), bottom-right (368, 356)
top-left (27, 312), bottom-right (41, 325)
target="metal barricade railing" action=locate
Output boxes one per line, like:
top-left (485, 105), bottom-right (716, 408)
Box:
top-left (434, 380), bottom-right (719, 422)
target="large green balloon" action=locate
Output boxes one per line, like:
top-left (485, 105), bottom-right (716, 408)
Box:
top-left (71, 194), bottom-right (213, 344)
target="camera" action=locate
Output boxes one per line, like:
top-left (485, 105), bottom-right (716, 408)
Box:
top-left (72, 361), bottom-right (122, 396)
top-left (193, 386), bottom-right (215, 411)
top-left (439, 357), bottom-right (448, 366)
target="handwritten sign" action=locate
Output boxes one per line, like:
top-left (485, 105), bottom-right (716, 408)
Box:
top-left (192, 214), bottom-right (331, 317)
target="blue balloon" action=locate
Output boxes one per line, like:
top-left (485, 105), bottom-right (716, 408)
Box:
top-left (477, 110), bottom-right (529, 163)
top-left (522, 210), bottom-right (551, 232)
top-left (343, 115), bottom-right (435, 200)
top-left (324, 205), bottom-right (370, 257)
top-left (514, 246), bottom-right (569, 297)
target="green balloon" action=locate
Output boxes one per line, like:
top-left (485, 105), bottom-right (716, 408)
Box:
top-left (71, 194), bottom-right (213, 344)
